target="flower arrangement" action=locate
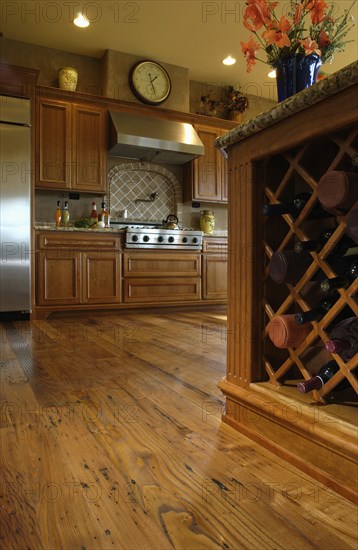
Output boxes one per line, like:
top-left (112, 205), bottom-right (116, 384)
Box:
top-left (240, 0), bottom-right (355, 72)
top-left (199, 86), bottom-right (249, 116)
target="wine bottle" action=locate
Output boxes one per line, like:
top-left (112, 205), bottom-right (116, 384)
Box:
top-left (317, 171), bottom-right (358, 213)
top-left (294, 292), bottom-right (339, 325)
top-left (294, 228), bottom-right (358, 257)
top-left (297, 360), bottom-right (349, 393)
top-left (55, 200), bottom-right (62, 227)
top-left (320, 260), bottom-right (357, 292)
top-left (346, 209), bottom-right (358, 244)
top-left (268, 250), bottom-right (312, 284)
top-left (325, 317), bottom-right (358, 362)
top-left (262, 192), bottom-right (330, 219)
top-left (268, 315), bottom-right (312, 349)
top-left (62, 201), bottom-right (70, 227)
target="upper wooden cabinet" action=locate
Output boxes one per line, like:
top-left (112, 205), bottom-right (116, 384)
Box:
top-left (183, 125), bottom-right (228, 203)
top-left (36, 97), bottom-right (107, 193)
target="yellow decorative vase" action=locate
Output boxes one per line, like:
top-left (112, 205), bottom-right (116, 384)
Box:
top-left (58, 67), bottom-right (78, 91)
top-left (200, 210), bottom-right (215, 235)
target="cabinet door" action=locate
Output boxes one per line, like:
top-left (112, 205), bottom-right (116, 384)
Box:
top-left (202, 253), bottom-right (228, 300)
top-left (72, 104), bottom-right (107, 193)
top-left (193, 126), bottom-right (222, 202)
top-left (36, 250), bottom-right (81, 305)
top-left (82, 251), bottom-right (121, 304)
top-left (36, 99), bottom-right (72, 189)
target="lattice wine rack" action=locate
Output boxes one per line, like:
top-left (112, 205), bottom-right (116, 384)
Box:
top-left (261, 124), bottom-right (358, 403)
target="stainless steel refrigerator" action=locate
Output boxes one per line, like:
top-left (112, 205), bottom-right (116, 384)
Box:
top-left (0, 95), bottom-right (31, 314)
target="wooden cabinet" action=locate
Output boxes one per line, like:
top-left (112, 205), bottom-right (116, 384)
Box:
top-left (183, 125), bottom-right (228, 203)
top-left (36, 232), bottom-right (121, 311)
top-left (220, 83), bottom-right (358, 502)
top-left (202, 238), bottom-right (228, 300)
top-left (36, 98), bottom-right (107, 192)
top-left (123, 250), bottom-right (201, 303)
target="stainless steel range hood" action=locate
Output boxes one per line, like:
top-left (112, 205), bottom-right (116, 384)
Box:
top-left (108, 111), bottom-right (204, 164)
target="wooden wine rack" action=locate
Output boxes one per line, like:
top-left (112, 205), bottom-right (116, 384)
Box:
top-left (262, 127), bottom-right (358, 402)
top-left (219, 83), bottom-right (358, 502)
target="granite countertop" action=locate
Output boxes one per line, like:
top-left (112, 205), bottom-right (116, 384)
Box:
top-left (34, 225), bottom-right (125, 233)
top-left (215, 60), bottom-right (358, 152)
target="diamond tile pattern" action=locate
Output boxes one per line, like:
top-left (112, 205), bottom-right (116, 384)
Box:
top-left (108, 162), bottom-right (183, 222)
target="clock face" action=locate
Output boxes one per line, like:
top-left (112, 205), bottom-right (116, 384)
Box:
top-left (129, 61), bottom-right (171, 105)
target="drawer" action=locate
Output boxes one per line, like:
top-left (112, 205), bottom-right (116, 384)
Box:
top-left (123, 251), bottom-right (201, 277)
top-left (37, 231), bottom-right (121, 251)
top-left (123, 277), bottom-right (201, 303)
top-left (202, 238), bottom-right (228, 253)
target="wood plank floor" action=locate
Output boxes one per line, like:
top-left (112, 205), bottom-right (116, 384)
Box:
top-left (1, 306), bottom-right (357, 550)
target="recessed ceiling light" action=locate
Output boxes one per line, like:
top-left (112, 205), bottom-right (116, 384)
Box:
top-left (222, 56), bottom-right (236, 66)
top-left (268, 69), bottom-right (276, 78)
top-left (74, 13), bottom-right (89, 28)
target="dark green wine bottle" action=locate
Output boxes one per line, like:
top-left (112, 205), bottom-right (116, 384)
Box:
top-left (294, 292), bottom-right (339, 325)
top-left (297, 360), bottom-right (349, 393)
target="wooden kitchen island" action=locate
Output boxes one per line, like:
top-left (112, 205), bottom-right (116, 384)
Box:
top-left (215, 61), bottom-right (358, 503)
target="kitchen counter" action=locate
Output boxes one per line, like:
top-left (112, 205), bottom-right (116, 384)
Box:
top-left (34, 224), bottom-right (126, 233)
top-left (215, 60), bottom-right (358, 151)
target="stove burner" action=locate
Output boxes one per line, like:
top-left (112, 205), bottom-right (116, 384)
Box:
top-left (124, 227), bottom-right (203, 250)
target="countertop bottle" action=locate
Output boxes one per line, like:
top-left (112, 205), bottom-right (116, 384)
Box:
top-left (62, 201), bottom-right (70, 227)
top-left (55, 200), bottom-right (62, 227)
top-left (98, 201), bottom-right (110, 226)
top-left (90, 201), bottom-right (98, 222)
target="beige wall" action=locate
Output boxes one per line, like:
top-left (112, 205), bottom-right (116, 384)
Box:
top-left (2, 37), bottom-right (273, 231)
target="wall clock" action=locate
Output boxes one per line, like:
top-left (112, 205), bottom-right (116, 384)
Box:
top-left (129, 60), bottom-right (171, 105)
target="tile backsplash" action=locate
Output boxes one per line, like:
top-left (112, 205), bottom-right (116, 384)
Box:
top-left (108, 162), bottom-right (183, 222)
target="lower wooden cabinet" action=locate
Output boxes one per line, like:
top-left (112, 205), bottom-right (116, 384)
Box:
top-left (123, 250), bottom-right (201, 303)
top-left (34, 233), bottom-right (227, 317)
top-left (202, 238), bottom-right (228, 300)
top-left (36, 232), bottom-right (122, 308)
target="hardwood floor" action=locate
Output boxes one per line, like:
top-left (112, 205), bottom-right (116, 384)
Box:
top-left (1, 306), bottom-right (357, 549)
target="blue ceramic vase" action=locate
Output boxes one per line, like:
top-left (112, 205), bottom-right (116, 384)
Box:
top-left (273, 54), bottom-right (322, 102)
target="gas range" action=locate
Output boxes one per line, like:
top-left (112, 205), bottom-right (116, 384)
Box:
top-left (125, 227), bottom-right (203, 250)
top-left (110, 221), bottom-right (203, 249)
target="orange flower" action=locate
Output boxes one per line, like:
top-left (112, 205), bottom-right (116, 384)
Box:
top-left (300, 37), bottom-right (322, 56)
top-left (243, 0), bottom-right (276, 31)
top-left (240, 35), bottom-right (261, 73)
top-left (318, 30), bottom-right (331, 48)
top-left (294, 2), bottom-right (303, 24)
top-left (262, 16), bottom-right (291, 48)
top-left (309, 0), bottom-right (328, 25)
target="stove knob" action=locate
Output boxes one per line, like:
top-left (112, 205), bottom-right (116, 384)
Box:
top-left (132, 235), bottom-right (139, 242)
top-left (168, 236), bottom-right (175, 243)
top-left (158, 236), bottom-right (164, 243)
top-left (143, 235), bottom-right (150, 242)
top-left (182, 237), bottom-right (188, 243)
top-left (192, 237), bottom-right (198, 244)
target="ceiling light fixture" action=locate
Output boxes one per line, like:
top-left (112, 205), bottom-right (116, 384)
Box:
top-left (74, 13), bottom-right (89, 28)
top-left (268, 69), bottom-right (276, 78)
top-left (222, 56), bottom-right (236, 66)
